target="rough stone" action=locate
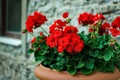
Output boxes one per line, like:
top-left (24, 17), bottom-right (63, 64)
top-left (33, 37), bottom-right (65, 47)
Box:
top-left (0, 52), bottom-right (37, 80)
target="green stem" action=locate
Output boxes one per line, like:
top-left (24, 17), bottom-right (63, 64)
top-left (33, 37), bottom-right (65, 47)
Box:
top-left (96, 20), bottom-right (103, 34)
top-left (30, 32), bottom-right (36, 37)
top-left (114, 55), bottom-right (120, 61)
top-left (40, 26), bottom-right (49, 35)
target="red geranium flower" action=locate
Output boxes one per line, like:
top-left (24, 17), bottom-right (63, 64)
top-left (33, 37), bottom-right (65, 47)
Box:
top-left (51, 30), bottom-right (63, 38)
top-left (39, 32), bottom-right (43, 36)
top-left (89, 28), bottom-right (94, 33)
top-left (46, 36), bottom-right (58, 48)
top-left (110, 28), bottom-right (120, 37)
top-left (49, 23), bottom-right (56, 34)
top-left (25, 11), bottom-right (47, 32)
top-left (78, 12), bottom-right (95, 25)
top-left (33, 11), bottom-right (47, 28)
top-left (57, 35), bottom-right (69, 52)
top-left (99, 13), bottom-right (105, 20)
top-left (66, 33), bottom-right (84, 53)
top-left (49, 19), bottom-right (67, 34)
top-left (73, 39), bottom-right (84, 53)
top-left (54, 19), bottom-right (66, 29)
top-left (62, 12), bottom-right (69, 18)
top-left (26, 15), bottom-right (35, 32)
top-left (94, 13), bottom-right (105, 21)
top-left (112, 16), bottom-right (120, 28)
top-left (57, 33), bottom-right (84, 53)
top-left (101, 22), bottom-right (110, 30)
top-left (64, 26), bottom-right (78, 34)
top-left (31, 37), bottom-right (36, 44)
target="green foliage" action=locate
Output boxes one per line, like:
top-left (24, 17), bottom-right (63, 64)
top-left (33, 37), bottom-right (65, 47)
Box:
top-left (88, 34), bottom-right (111, 49)
top-left (29, 33), bottom-right (120, 75)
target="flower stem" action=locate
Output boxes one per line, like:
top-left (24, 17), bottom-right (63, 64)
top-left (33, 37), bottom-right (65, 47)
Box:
top-left (114, 54), bottom-right (120, 61)
top-left (30, 32), bottom-right (36, 37)
top-left (40, 26), bottom-right (49, 35)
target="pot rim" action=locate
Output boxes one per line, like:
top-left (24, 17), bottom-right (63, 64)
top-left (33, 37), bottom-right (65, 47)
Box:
top-left (34, 64), bottom-right (120, 80)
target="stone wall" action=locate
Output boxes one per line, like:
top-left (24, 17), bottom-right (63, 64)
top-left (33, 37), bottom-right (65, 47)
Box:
top-left (0, 0), bottom-right (120, 80)
top-left (0, 0), bottom-right (2, 35)
top-left (0, 43), bottom-right (37, 80)
top-left (0, 52), bottom-right (36, 80)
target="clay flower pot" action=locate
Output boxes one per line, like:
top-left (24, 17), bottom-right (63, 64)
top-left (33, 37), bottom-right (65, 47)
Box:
top-left (34, 64), bottom-right (120, 80)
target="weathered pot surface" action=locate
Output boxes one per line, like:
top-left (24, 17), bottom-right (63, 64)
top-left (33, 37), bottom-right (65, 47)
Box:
top-left (34, 64), bottom-right (120, 80)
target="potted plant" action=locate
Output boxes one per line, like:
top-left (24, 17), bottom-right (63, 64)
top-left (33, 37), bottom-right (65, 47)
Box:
top-left (23, 11), bottom-right (120, 80)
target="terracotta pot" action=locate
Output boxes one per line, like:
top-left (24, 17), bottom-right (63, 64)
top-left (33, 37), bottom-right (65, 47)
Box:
top-left (34, 64), bottom-right (120, 80)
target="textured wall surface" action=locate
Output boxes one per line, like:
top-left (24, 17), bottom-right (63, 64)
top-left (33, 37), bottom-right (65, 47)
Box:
top-left (0, 0), bottom-right (120, 80)
top-left (0, 44), bottom-right (37, 80)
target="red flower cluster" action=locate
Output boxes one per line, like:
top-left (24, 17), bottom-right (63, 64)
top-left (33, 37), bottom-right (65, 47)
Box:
top-left (78, 12), bottom-right (105, 25)
top-left (99, 22), bottom-right (111, 35)
top-left (46, 21), bottom-right (84, 53)
top-left (101, 20), bottom-right (120, 37)
top-left (26, 11), bottom-right (47, 32)
top-left (57, 33), bottom-right (84, 53)
top-left (78, 12), bottom-right (120, 37)
top-left (49, 19), bottom-right (66, 34)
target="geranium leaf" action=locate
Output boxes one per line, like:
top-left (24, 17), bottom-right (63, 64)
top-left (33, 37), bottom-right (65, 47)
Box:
top-left (81, 68), bottom-right (93, 75)
top-left (35, 55), bottom-right (45, 62)
top-left (115, 61), bottom-right (120, 71)
top-left (85, 62), bottom-right (94, 69)
top-left (27, 49), bottom-right (34, 54)
top-left (103, 48), bottom-right (113, 61)
top-left (85, 58), bottom-right (94, 69)
top-left (76, 61), bottom-right (84, 68)
top-left (67, 67), bottom-right (77, 75)
top-left (89, 50), bottom-right (98, 57)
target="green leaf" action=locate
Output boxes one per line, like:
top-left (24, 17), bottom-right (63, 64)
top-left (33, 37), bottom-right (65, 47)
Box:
top-left (34, 55), bottom-right (45, 62)
top-left (39, 50), bottom-right (47, 55)
top-left (50, 63), bottom-right (64, 71)
top-left (98, 52), bottom-right (104, 59)
top-left (103, 48), bottom-right (113, 61)
top-left (32, 43), bottom-right (39, 48)
top-left (89, 50), bottom-right (98, 57)
top-left (115, 61), bottom-right (120, 71)
top-left (98, 62), bottom-right (115, 72)
top-left (66, 62), bottom-right (74, 68)
top-left (85, 62), bottom-right (94, 69)
top-left (85, 58), bottom-right (94, 69)
top-left (108, 65), bottom-right (115, 72)
top-left (67, 67), bottom-right (77, 75)
top-left (76, 61), bottom-right (84, 68)
top-left (98, 42), bottom-right (103, 49)
top-left (81, 68), bottom-right (93, 75)
top-left (27, 49), bottom-right (34, 54)
top-left (79, 31), bottom-right (88, 44)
